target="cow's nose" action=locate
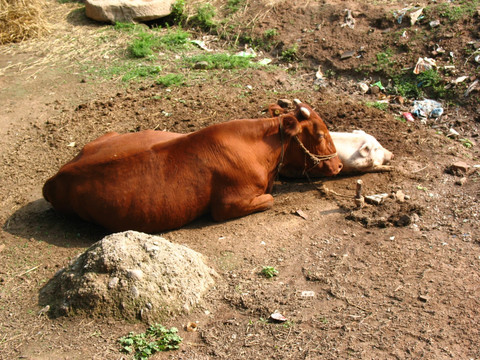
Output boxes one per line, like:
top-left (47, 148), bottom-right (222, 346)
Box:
top-left (337, 162), bottom-right (343, 172)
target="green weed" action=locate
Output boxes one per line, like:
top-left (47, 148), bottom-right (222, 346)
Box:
top-left (156, 73), bottom-right (185, 87)
top-left (190, 2), bottom-right (217, 30)
top-left (128, 28), bottom-right (191, 58)
top-left (227, 0), bottom-right (246, 13)
top-left (375, 48), bottom-right (396, 76)
top-left (122, 64), bottom-right (162, 82)
top-left (129, 32), bottom-right (157, 58)
top-left (436, 0), bottom-right (479, 22)
top-left (170, 0), bottom-right (186, 24)
top-left (114, 22), bottom-right (143, 33)
top-left (263, 28), bottom-right (278, 38)
top-left (119, 324), bottom-right (182, 360)
top-left (365, 101), bottom-right (389, 111)
top-left (281, 43), bottom-right (298, 61)
top-left (391, 69), bottom-right (447, 99)
top-left (261, 266), bottom-right (278, 278)
top-left (460, 138), bottom-right (474, 148)
top-left (184, 53), bottom-right (255, 69)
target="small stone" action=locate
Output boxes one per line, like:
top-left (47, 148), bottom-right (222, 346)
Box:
top-left (131, 286), bottom-right (139, 298)
top-left (108, 276), bottom-right (119, 289)
top-left (127, 269), bottom-right (144, 281)
top-left (358, 82), bottom-right (369, 93)
top-left (448, 161), bottom-right (471, 176)
top-left (370, 85), bottom-right (380, 95)
top-left (301, 291), bottom-right (315, 297)
top-left (455, 177), bottom-right (467, 186)
top-left (340, 50), bottom-right (356, 60)
top-left (429, 20), bottom-right (440, 28)
top-left (365, 193), bottom-right (389, 205)
top-left (394, 190), bottom-right (405, 202)
top-left (193, 61), bottom-right (209, 70)
top-left (295, 209), bottom-right (308, 220)
top-left (418, 294), bottom-right (430, 303)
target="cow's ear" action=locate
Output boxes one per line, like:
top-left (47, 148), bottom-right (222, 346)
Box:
top-left (359, 142), bottom-right (371, 157)
top-left (282, 114), bottom-right (301, 137)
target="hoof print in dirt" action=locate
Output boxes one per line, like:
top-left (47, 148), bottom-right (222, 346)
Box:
top-left (39, 231), bottom-right (218, 322)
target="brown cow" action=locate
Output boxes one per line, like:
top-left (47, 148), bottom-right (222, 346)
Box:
top-left (43, 100), bottom-right (342, 233)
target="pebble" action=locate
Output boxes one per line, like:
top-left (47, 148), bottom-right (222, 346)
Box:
top-left (394, 190), bottom-right (406, 202)
top-left (193, 61), bottom-right (209, 70)
top-left (365, 193), bottom-right (389, 205)
top-left (108, 276), bottom-right (119, 289)
top-left (340, 50), bottom-right (356, 60)
top-left (127, 269), bottom-right (144, 281)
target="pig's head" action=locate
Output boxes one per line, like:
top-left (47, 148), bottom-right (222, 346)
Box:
top-left (354, 130), bottom-right (394, 167)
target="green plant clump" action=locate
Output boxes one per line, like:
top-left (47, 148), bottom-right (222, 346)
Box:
top-left (129, 32), bottom-right (158, 58)
top-left (170, 0), bottom-right (186, 24)
top-left (365, 101), bottom-right (389, 111)
top-left (281, 43), bottom-right (298, 61)
top-left (190, 2), bottom-right (217, 30)
top-left (128, 28), bottom-right (191, 58)
top-left (156, 73), bottom-right (185, 87)
top-left (227, 0), bottom-right (246, 13)
top-left (261, 266), bottom-right (278, 278)
top-left (119, 323), bottom-right (182, 360)
top-left (185, 53), bottom-right (255, 69)
top-left (122, 64), bottom-right (162, 82)
top-left (436, 0), bottom-right (479, 22)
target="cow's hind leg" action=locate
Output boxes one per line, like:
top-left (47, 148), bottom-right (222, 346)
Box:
top-left (212, 194), bottom-right (274, 222)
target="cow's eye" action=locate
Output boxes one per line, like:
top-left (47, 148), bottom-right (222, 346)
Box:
top-left (318, 131), bottom-right (325, 139)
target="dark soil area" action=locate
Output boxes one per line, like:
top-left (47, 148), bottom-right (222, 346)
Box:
top-left (0, 1), bottom-right (479, 359)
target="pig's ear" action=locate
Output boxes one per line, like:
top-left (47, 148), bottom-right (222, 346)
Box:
top-left (359, 142), bottom-right (372, 157)
top-left (282, 114), bottom-right (302, 137)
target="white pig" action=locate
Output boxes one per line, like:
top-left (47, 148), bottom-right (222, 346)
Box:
top-left (330, 130), bottom-right (394, 173)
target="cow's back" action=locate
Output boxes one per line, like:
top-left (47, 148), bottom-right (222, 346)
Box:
top-left (43, 130), bottom-right (214, 232)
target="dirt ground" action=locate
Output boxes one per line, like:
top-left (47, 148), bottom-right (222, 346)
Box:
top-left (1, 0), bottom-right (479, 359)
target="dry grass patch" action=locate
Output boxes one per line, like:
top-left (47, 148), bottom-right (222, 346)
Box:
top-left (0, 0), bottom-right (49, 45)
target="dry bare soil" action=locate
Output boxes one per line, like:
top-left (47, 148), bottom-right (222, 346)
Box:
top-left (1, 1), bottom-right (479, 359)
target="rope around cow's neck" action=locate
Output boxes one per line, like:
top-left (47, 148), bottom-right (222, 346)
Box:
top-left (294, 135), bottom-right (338, 167)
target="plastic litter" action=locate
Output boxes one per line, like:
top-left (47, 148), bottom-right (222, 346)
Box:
top-left (270, 312), bottom-right (287, 322)
top-left (236, 47), bottom-right (256, 57)
top-left (409, 8), bottom-right (424, 25)
top-left (413, 57), bottom-right (436, 74)
top-left (190, 40), bottom-right (212, 52)
top-left (258, 58), bottom-right (272, 66)
top-left (371, 81), bottom-right (385, 90)
top-left (412, 99), bottom-right (443, 118)
top-left (402, 112), bottom-right (415, 122)
top-left (394, 7), bottom-right (423, 25)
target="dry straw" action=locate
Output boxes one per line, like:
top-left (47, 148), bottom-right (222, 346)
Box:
top-left (0, 0), bottom-right (49, 45)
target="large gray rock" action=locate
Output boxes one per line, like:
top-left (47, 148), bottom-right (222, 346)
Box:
top-left (85, 0), bottom-right (176, 23)
top-left (39, 231), bottom-right (218, 322)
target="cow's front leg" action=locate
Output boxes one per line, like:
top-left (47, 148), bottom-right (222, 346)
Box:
top-left (211, 193), bottom-right (274, 222)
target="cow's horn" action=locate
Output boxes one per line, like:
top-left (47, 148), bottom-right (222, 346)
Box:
top-left (294, 99), bottom-right (302, 105)
top-left (300, 107), bottom-right (310, 118)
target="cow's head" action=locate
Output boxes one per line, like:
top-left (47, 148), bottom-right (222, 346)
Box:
top-left (278, 100), bottom-right (342, 177)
